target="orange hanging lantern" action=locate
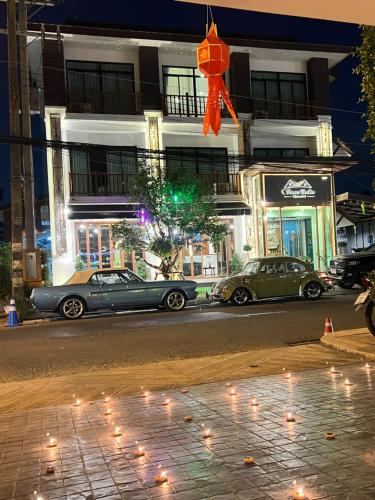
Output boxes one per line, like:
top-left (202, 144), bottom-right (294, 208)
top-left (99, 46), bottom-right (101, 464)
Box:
top-left (197, 22), bottom-right (238, 135)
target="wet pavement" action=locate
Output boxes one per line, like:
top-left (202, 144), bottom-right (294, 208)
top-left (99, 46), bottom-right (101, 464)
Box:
top-left (1, 363), bottom-right (375, 499)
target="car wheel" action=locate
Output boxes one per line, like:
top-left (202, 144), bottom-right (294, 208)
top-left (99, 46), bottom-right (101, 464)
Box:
top-left (230, 287), bottom-right (250, 306)
top-left (164, 290), bottom-right (186, 312)
top-left (303, 282), bottom-right (323, 300)
top-left (59, 296), bottom-right (86, 320)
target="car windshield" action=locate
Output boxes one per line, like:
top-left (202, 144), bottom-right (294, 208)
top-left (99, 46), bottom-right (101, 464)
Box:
top-left (243, 261), bottom-right (260, 275)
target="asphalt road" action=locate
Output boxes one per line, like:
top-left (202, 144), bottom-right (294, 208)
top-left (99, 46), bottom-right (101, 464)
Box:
top-left (0, 294), bottom-right (366, 382)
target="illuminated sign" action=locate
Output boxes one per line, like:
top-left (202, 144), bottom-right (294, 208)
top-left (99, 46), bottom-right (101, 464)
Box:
top-left (281, 179), bottom-right (316, 200)
top-left (264, 175), bottom-right (331, 205)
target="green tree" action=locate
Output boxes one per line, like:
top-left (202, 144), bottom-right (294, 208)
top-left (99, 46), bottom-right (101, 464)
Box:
top-left (112, 165), bottom-right (227, 279)
top-left (355, 26), bottom-right (375, 153)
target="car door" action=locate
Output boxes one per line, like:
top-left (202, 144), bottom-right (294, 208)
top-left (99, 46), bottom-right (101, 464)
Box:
top-left (257, 260), bottom-right (290, 298)
top-left (284, 260), bottom-right (306, 295)
top-left (117, 270), bottom-right (156, 307)
top-left (91, 271), bottom-right (130, 308)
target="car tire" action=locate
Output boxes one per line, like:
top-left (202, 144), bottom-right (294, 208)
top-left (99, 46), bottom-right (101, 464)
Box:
top-left (230, 287), bottom-right (251, 306)
top-left (303, 282), bottom-right (323, 300)
top-left (59, 296), bottom-right (86, 320)
top-left (163, 290), bottom-right (186, 312)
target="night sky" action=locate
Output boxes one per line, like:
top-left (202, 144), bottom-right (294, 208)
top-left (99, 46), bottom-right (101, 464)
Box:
top-left (0, 0), bottom-right (373, 204)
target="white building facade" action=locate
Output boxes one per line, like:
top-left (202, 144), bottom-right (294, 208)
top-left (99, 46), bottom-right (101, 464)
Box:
top-left (28, 23), bottom-right (354, 284)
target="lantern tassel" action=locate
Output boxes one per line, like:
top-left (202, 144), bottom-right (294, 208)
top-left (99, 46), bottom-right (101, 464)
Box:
top-left (203, 75), bottom-right (238, 136)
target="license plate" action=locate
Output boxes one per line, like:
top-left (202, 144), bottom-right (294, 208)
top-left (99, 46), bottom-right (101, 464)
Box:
top-left (329, 268), bottom-right (337, 275)
top-left (354, 290), bottom-right (370, 306)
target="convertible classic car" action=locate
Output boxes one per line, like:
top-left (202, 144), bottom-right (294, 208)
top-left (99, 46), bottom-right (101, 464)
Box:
top-left (31, 269), bottom-right (198, 319)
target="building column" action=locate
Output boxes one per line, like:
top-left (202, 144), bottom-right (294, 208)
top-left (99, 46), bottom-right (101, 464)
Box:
top-left (316, 116), bottom-right (333, 157)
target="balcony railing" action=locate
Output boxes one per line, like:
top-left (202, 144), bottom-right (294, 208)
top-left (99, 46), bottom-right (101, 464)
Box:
top-left (163, 93), bottom-right (235, 118)
top-left (201, 172), bottom-right (241, 195)
top-left (70, 172), bottom-right (137, 196)
top-left (70, 171), bottom-right (241, 197)
top-left (251, 97), bottom-right (318, 120)
top-left (67, 89), bottom-right (143, 115)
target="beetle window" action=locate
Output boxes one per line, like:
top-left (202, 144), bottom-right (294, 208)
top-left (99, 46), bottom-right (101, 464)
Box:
top-left (286, 261), bottom-right (305, 273)
top-left (243, 261), bottom-right (260, 275)
top-left (260, 262), bottom-right (285, 274)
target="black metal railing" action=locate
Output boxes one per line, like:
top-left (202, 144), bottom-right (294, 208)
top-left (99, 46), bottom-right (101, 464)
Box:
top-left (67, 89), bottom-right (143, 115)
top-left (167, 170), bottom-right (241, 195)
top-left (70, 171), bottom-right (241, 197)
top-left (70, 172), bottom-right (137, 196)
top-left (251, 97), bottom-right (318, 120)
top-left (163, 93), bottom-right (236, 118)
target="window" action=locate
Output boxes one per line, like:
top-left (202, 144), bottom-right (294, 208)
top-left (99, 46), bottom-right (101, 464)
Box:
top-left (121, 270), bottom-right (143, 283)
top-left (260, 261), bottom-right (285, 274)
top-left (286, 261), bottom-right (306, 273)
top-left (166, 147), bottom-right (228, 178)
top-left (251, 71), bottom-right (308, 118)
top-left (66, 60), bottom-right (136, 114)
top-left (254, 148), bottom-right (309, 159)
top-left (163, 66), bottom-right (208, 116)
top-left (91, 271), bottom-right (126, 285)
top-left (70, 147), bottom-right (137, 196)
top-left (243, 261), bottom-right (260, 275)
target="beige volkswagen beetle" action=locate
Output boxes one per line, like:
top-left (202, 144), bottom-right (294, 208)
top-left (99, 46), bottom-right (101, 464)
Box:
top-left (211, 256), bottom-right (328, 305)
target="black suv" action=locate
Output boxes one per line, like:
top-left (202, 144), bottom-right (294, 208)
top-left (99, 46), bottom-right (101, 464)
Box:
top-left (329, 244), bottom-right (375, 288)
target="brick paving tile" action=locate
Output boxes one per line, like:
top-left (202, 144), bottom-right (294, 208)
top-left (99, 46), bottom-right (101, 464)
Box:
top-left (0, 363), bottom-right (375, 499)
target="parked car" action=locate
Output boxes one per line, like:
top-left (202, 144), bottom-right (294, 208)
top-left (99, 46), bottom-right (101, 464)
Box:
top-left (31, 269), bottom-right (198, 319)
top-left (328, 244), bottom-right (375, 288)
top-left (211, 256), bottom-right (328, 305)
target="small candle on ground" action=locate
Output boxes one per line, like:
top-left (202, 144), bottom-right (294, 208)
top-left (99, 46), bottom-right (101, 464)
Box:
top-left (155, 468), bottom-right (168, 483)
top-left (46, 437), bottom-right (57, 448)
top-left (291, 486), bottom-right (306, 499)
top-left (251, 398), bottom-right (259, 406)
top-left (105, 408), bottom-right (112, 416)
top-left (202, 428), bottom-right (211, 438)
top-left (112, 426), bottom-right (122, 437)
top-left (287, 412), bottom-right (296, 422)
top-left (134, 446), bottom-right (145, 457)
top-left (344, 378), bottom-right (353, 386)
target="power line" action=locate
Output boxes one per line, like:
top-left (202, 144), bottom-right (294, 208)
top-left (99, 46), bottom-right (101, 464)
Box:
top-left (0, 59), bottom-right (365, 116)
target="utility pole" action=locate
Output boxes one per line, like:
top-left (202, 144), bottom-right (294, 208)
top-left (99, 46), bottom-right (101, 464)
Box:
top-left (7, 0), bottom-right (24, 297)
top-left (19, 0), bottom-right (36, 251)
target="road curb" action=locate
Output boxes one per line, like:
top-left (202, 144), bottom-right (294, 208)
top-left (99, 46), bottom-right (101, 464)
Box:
top-left (320, 329), bottom-right (375, 361)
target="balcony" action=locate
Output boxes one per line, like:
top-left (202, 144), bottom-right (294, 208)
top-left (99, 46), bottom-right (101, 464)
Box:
top-left (70, 172), bottom-right (137, 197)
top-left (163, 93), bottom-right (236, 118)
top-left (201, 172), bottom-right (241, 195)
top-left (251, 97), bottom-right (318, 120)
top-left (67, 89), bottom-right (143, 115)
top-left (70, 171), bottom-right (241, 197)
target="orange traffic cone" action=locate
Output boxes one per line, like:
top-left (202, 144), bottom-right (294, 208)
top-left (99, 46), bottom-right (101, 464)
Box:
top-left (324, 316), bottom-right (334, 335)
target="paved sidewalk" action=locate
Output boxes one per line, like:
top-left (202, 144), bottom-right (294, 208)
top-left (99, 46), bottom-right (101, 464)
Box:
top-left (321, 328), bottom-right (375, 361)
top-left (0, 344), bottom-right (358, 414)
top-left (0, 363), bottom-right (374, 499)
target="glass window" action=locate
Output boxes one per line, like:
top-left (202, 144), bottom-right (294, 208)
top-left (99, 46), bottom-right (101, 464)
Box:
top-left (70, 147), bottom-right (137, 196)
top-left (243, 260), bottom-right (260, 275)
top-left (166, 147), bottom-right (229, 183)
top-left (260, 261), bottom-right (285, 274)
top-left (91, 271), bottom-right (125, 285)
top-left (66, 60), bottom-right (135, 114)
top-left (163, 66), bottom-right (208, 116)
top-left (254, 148), bottom-right (309, 159)
top-left (251, 71), bottom-right (307, 118)
top-left (286, 261), bottom-right (306, 273)
top-left (120, 270), bottom-right (143, 283)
